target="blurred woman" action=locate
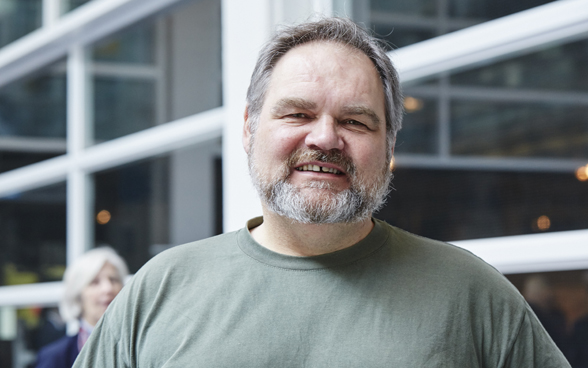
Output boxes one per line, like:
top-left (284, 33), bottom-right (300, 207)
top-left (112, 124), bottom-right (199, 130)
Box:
top-left (35, 247), bottom-right (128, 368)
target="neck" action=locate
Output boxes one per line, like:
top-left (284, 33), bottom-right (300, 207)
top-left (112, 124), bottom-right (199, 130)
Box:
top-left (250, 207), bottom-right (374, 256)
top-left (80, 318), bottom-right (95, 331)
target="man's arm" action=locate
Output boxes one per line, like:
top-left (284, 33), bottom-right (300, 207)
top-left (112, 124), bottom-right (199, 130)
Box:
top-left (73, 313), bottom-right (131, 368)
top-left (503, 307), bottom-right (570, 368)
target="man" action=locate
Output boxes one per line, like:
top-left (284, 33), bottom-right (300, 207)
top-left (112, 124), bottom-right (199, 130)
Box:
top-left (74, 18), bottom-right (569, 367)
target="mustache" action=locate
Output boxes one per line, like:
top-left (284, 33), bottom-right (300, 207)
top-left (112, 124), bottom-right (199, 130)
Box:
top-left (286, 149), bottom-right (356, 176)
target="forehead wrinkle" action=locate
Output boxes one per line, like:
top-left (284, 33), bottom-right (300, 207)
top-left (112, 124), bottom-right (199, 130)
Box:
top-left (341, 105), bottom-right (381, 127)
top-left (270, 97), bottom-right (317, 115)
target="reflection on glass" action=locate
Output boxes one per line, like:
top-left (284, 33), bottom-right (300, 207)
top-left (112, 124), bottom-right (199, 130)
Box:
top-left (395, 96), bottom-right (437, 154)
top-left (371, 0), bottom-right (436, 16)
top-left (89, 0), bottom-right (222, 144)
top-left (0, 306), bottom-right (66, 368)
top-left (0, 0), bottom-right (42, 48)
top-left (451, 39), bottom-right (588, 91)
top-left (369, 0), bottom-right (555, 50)
top-left (0, 183), bottom-right (66, 287)
top-left (0, 61), bottom-right (67, 138)
top-left (377, 168), bottom-right (588, 241)
top-left (66, 0), bottom-right (92, 12)
top-left (93, 140), bottom-right (223, 273)
top-left (448, 0), bottom-right (554, 20)
top-left (451, 101), bottom-right (588, 158)
top-left (507, 270), bottom-right (588, 366)
top-left (93, 22), bottom-right (155, 64)
top-left (94, 77), bottom-right (156, 141)
top-left (0, 152), bottom-right (61, 174)
top-left (372, 24), bottom-right (436, 50)
top-left (94, 157), bottom-right (169, 273)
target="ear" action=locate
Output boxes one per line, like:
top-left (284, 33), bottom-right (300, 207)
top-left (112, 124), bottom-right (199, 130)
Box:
top-left (390, 136), bottom-right (396, 156)
top-left (388, 137), bottom-right (396, 171)
top-left (242, 105), bottom-right (252, 153)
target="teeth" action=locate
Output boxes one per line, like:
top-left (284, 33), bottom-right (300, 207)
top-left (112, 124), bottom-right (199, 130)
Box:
top-left (296, 165), bottom-right (341, 174)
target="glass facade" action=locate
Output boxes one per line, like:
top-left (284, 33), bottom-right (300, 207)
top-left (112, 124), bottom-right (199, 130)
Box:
top-left (396, 37), bottom-right (588, 159)
top-left (0, 183), bottom-right (67, 287)
top-left (395, 96), bottom-right (438, 154)
top-left (0, 152), bottom-right (61, 175)
top-left (66, 0), bottom-right (93, 12)
top-left (0, 0), bottom-right (42, 48)
top-left (89, 0), bottom-right (222, 144)
top-left (447, 0), bottom-right (554, 20)
top-left (0, 59), bottom-right (67, 174)
top-left (373, 1), bottom-right (588, 161)
top-left (0, 305), bottom-right (65, 367)
top-left (94, 156), bottom-right (170, 273)
top-left (371, 0), bottom-right (555, 48)
top-left (93, 140), bottom-right (222, 273)
top-left (451, 101), bottom-right (588, 158)
top-left (376, 168), bottom-right (588, 241)
top-left (0, 61), bottom-right (67, 139)
top-left (93, 77), bottom-right (157, 142)
top-left (450, 39), bottom-right (588, 91)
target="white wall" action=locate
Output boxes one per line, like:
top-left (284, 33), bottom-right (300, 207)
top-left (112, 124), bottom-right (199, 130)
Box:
top-left (168, 0), bottom-right (223, 245)
top-left (170, 139), bottom-right (221, 245)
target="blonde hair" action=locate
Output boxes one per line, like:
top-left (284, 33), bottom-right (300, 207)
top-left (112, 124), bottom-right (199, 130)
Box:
top-left (59, 247), bottom-right (129, 323)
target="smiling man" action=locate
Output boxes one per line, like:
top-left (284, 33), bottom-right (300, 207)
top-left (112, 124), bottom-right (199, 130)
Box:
top-left (74, 18), bottom-right (569, 367)
top-left (244, 40), bottom-right (392, 257)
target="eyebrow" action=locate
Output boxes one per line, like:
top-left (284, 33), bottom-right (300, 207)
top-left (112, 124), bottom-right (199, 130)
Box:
top-left (270, 98), bottom-right (317, 115)
top-left (342, 105), bottom-right (381, 127)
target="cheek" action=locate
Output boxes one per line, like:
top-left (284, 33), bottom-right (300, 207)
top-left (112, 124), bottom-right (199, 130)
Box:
top-left (80, 289), bottom-right (95, 307)
top-left (256, 128), bottom-right (303, 159)
top-left (350, 141), bottom-right (389, 175)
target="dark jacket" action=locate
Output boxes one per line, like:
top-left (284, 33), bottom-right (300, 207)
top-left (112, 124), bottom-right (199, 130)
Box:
top-left (35, 334), bottom-right (79, 368)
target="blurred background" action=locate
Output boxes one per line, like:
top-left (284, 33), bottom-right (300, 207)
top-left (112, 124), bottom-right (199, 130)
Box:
top-left (0, 0), bottom-right (587, 366)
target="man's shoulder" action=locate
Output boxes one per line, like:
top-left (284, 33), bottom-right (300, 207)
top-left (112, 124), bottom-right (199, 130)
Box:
top-left (143, 230), bottom-right (241, 271)
top-left (378, 219), bottom-right (493, 265)
top-left (103, 230), bottom-right (245, 325)
top-left (376, 219), bottom-right (521, 295)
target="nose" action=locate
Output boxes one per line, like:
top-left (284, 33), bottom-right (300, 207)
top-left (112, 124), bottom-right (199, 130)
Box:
top-left (304, 115), bottom-right (344, 151)
top-left (100, 279), bottom-right (117, 295)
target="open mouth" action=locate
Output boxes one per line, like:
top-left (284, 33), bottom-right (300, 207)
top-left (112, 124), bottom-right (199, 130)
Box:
top-left (295, 164), bottom-right (343, 175)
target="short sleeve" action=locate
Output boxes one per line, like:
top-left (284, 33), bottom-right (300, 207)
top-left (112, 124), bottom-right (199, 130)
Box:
top-left (72, 313), bottom-right (131, 367)
top-left (503, 308), bottom-right (571, 368)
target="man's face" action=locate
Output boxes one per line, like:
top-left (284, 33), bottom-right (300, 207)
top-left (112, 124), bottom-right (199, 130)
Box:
top-left (244, 41), bottom-right (391, 223)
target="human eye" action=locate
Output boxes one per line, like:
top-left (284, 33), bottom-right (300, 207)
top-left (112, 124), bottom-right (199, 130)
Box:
top-left (288, 113), bottom-right (308, 119)
top-left (344, 119), bottom-right (368, 128)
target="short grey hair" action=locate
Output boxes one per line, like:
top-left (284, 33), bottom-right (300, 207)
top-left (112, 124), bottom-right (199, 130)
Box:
top-left (59, 247), bottom-right (129, 323)
top-left (246, 17), bottom-right (403, 157)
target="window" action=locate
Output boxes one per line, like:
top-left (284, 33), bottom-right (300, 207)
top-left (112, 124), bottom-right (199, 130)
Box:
top-left (0, 0), bottom-right (43, 48)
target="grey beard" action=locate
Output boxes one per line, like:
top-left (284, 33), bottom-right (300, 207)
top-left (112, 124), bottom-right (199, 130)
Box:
top-left (248, 149), bottom-right (392, 224)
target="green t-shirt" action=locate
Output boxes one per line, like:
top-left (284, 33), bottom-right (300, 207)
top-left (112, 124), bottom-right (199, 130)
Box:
top-left (74, 218), bottom-right (569, 367)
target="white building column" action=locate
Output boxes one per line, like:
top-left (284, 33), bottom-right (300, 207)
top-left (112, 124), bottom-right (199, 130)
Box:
top-left (221, 0), bottom-right (272, 231)
top-left (66, 45), bottom-right (93, 265)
